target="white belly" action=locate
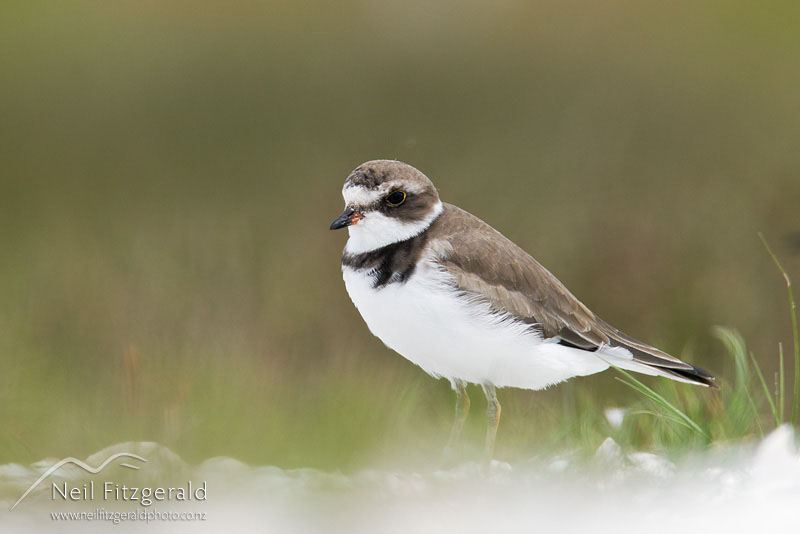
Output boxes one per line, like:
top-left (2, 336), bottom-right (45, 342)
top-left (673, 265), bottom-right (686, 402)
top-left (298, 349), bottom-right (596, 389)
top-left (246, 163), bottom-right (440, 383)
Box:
top-left (342, 260), bottom-right (610, 390)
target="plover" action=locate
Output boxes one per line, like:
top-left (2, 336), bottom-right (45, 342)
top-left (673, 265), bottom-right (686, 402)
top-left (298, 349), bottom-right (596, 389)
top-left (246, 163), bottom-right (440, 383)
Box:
top-left (330, 160), bottom-right (715, 457)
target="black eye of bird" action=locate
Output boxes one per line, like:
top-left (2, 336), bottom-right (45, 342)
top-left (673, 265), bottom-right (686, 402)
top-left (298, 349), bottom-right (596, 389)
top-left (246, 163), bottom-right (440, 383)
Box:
top-left (385, 190), bottom-right (407, 206)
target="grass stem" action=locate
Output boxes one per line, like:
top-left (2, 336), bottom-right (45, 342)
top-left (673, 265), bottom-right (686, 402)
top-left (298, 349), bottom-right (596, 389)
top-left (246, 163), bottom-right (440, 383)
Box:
top-left (759, 232), bottom-right (800, 426)
top-left (750, 351), bottom-right (779, 427)
top-left (779, 342), bottom-right (785, 424)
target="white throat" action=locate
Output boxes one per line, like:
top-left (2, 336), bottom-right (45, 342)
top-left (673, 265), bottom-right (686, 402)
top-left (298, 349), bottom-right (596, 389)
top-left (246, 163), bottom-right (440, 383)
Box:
top-left (345, 201), bottom-right (443, 254)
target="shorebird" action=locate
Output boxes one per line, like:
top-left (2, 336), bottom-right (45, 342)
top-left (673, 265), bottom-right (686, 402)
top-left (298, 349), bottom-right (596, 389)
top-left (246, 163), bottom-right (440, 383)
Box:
top-left (330, 160), bottom-right (715, 457)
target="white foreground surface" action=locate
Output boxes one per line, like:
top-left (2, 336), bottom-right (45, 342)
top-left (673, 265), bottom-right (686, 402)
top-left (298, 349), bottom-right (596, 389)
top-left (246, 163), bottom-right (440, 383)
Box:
top-left (1, 426), bottom-right (798, 533)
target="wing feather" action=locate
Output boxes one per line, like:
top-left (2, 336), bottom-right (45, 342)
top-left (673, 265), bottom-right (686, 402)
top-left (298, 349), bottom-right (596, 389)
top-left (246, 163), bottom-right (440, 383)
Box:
top-left (430, 204), bottom-right (715, 386)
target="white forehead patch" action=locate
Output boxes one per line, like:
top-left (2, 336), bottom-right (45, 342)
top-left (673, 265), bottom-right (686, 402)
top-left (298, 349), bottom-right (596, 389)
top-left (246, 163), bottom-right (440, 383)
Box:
top-left (342, 185), bottom-right (382, 207)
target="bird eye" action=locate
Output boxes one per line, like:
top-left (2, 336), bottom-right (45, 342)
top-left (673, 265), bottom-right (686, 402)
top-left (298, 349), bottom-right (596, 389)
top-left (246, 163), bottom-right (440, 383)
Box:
top-left (385, 191), bottom-right (407, 206)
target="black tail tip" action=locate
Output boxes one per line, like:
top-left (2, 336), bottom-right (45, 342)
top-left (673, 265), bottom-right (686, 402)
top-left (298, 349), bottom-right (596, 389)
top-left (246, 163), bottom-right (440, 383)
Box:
top-left (676, 365), bottom-right (719, 389)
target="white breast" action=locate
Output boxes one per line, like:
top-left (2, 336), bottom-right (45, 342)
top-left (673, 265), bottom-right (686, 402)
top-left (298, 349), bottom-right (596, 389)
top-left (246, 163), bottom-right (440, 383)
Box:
top-left (342, 256), bottom-right (611, 390)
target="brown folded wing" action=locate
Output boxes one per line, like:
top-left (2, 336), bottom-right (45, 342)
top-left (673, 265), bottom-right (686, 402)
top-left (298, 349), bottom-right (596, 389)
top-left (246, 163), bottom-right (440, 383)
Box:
top-left (429, 204), bottom-right (715, 387)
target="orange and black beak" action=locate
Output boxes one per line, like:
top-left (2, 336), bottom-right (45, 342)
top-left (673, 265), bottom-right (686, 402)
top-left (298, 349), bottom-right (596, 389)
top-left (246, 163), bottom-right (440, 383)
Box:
top-left (329, 208), bottom-right (363, 230)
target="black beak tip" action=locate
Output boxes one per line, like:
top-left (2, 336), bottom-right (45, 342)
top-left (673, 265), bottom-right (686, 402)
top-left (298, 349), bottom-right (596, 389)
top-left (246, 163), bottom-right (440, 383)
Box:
top-left (330, 208), bottom-right (355, 230)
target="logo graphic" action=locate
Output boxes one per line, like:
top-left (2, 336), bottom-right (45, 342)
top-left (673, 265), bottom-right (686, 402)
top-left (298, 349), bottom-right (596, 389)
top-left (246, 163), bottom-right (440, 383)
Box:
top-left (10, 453), bottom-right (147, 511)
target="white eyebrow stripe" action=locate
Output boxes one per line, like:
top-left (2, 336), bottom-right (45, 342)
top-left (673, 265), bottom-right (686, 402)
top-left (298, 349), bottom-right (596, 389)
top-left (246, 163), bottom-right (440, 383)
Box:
top-left (342, 182), bottom-right (427, 208)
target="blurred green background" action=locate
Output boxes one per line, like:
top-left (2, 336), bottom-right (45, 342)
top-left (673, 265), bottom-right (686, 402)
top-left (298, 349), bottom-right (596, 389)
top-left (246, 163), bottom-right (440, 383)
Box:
top-left (1, 0), bottom-right (799, 468)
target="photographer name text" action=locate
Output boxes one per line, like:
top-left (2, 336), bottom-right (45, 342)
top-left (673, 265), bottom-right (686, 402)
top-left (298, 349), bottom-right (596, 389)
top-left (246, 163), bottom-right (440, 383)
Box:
top-left (52, 481), bottom-right (207, 507)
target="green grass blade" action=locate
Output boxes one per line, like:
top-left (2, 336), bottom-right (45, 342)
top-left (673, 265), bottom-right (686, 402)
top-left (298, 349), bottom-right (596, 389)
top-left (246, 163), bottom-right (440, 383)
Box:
top-left (612, 370), bottom-right (708, 438)
top-left (713, 326), bottom-right (749, 388)
top-left (628, 408), bottom-right (701, 433)
top-left (713, 326), bottom-right (764, 437)
top-left (759, 232), bottom-right (800, 426)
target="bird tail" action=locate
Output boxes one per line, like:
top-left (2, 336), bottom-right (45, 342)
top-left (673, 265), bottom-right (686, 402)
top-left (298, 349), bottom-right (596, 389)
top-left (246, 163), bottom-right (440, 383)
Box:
top-left (596, 320), bottom-right (718, 389)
